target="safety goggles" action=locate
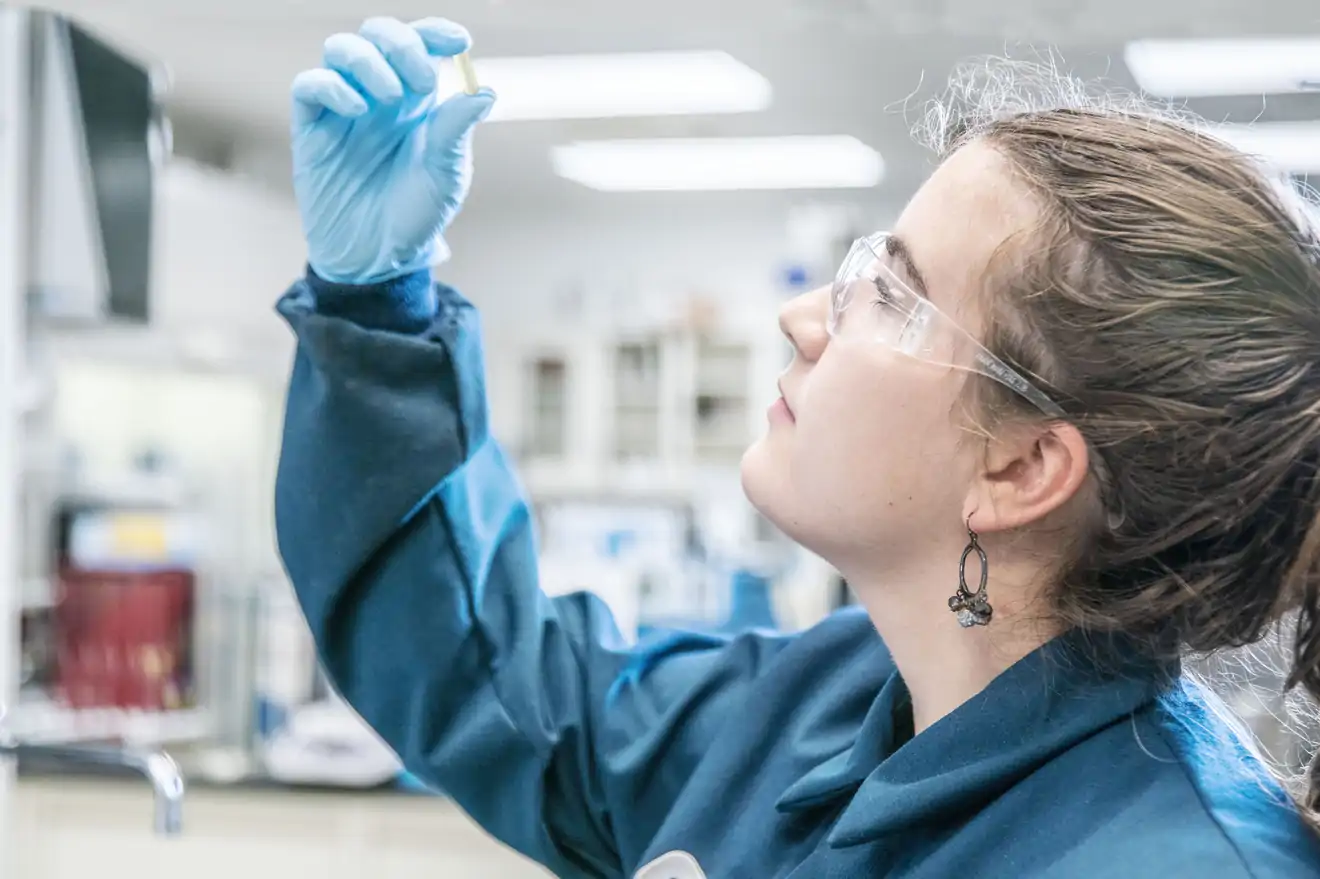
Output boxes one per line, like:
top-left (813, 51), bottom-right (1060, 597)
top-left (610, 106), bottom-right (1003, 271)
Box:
top-left (828, 233), bottom-right (1065, 418)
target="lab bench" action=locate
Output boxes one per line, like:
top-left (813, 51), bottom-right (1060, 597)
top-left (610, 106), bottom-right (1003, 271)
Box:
top-left (9, 771), bottom-right (551, 879)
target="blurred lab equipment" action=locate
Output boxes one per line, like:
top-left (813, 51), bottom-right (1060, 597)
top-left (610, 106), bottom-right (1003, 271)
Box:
top-left (54, 565), bottom-right (195, 713)
top-left (636, 565), bottom-right (781, 640)
top-left (252, 581), bottom-right (317, 742)
top-left (533, 493), bottom-right (790, 641)
top-left (537, 498), bottom-right (693, 638)
top-left (24, 7), bottom-right (167, 324)
top-left (53, 499), bottom-right (197, 713)
top-left (0, 703), bottom-right (184, 835)
top-left (3, 0), bottom-right (177, 733)
top-left (252, 582), bottom-right (403, 788)
top-left (261, 693), bottom-right (402, 789)
top-left (0, 4), bottom-right (175, 857)
top-left (723, 568), bottom-right (779, 632)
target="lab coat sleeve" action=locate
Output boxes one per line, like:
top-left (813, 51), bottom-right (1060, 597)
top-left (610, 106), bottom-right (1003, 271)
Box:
top-left (274, 269), bottom-right (793, 877)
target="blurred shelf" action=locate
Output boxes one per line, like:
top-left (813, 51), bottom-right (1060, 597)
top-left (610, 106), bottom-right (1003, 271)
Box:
top-left (6, 700), bottom-right (213, 746)
top-left (521, 462), bottom-right (703, 503)
top-left (60, 472), bottom-right (187, 509)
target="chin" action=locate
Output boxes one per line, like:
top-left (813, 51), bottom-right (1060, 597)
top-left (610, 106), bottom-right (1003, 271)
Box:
top-left (741, 435), bottom-right (871, 569)
top-left (740, 436), bottom-right (773, 507)
top-left (741, 437), bottom-right (812, 549)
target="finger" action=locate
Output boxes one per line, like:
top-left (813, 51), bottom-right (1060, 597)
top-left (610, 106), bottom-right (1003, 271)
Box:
top-left (291, 68), bottom-right (368, 127)
top-left (358, 17), bottom-right (436, 95)
top-left (424, 89), bottom-right (496, 174)
top-left (409, 18), bottom-right (473, 59)
top-left (323, 33), bottom-right (404, 104)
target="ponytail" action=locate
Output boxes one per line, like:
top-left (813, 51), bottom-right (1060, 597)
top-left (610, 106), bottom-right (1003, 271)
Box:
top-left (1284, 484), bottom-right (1320, 820)
top-left (1290, 633), bottom-right (1320, 816)
top-left (1307, 755), bottom-right (1320, 813)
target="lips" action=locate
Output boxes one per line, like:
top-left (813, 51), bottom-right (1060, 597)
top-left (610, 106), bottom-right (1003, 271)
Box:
top-left (776, 381), bottom-right (796, 420)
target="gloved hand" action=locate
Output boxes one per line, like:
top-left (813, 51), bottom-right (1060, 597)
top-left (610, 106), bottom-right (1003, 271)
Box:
top-left (290, 17), bottom-right (496, 285)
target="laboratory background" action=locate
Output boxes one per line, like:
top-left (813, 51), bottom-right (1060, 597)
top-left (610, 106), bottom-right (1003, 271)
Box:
top-left (0, 0), bottom-right (1314, 876)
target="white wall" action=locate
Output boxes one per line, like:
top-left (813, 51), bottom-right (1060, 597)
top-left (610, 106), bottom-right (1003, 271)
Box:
top-left (51, 361), bottom-right (283, 578)
top-left (150, 163), bottom-right (306, 346)
top-left (447, 199), bottom-right (806, 322)
top-left (41, 161), bottom-right (305, 379)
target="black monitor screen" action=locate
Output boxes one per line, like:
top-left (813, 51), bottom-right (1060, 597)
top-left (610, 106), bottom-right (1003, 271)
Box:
top-left (64, 18), bottom-right (155, 322)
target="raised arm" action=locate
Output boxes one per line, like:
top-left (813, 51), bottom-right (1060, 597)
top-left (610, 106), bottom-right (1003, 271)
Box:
top-left (275, 18), bottom-right (796, 876)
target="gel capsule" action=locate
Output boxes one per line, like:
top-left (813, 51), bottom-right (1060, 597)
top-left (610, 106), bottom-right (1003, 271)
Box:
top-left (454, 52), bottom-right (480, 95)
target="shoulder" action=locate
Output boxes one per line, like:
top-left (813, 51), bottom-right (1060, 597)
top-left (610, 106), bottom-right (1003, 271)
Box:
top-left (766, 606), bottom-right (892, 685)
top-left (1023, 678), bottom-right (1319, 878)
top-left (1126, 680), bottom-right (1320, 877)
top-left (785, 604), bottom-right (885, 653)
top-left (624, 606), bottom-right (888, 700)
top-left (607, 606), bottom-right (886, 721)
top-left (630, 607), bottom-right (892, 753)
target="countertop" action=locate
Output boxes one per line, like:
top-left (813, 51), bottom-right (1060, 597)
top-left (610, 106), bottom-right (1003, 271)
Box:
top-left (16, 756), bottom-right (427, 798)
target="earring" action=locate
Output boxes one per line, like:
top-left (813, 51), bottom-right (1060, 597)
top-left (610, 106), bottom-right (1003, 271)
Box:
top-left (948, 521), bottom-right (993, 628)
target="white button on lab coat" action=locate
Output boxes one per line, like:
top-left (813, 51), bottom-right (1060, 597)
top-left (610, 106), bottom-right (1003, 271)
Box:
top-left (634, 851), bottom-right (707, 879)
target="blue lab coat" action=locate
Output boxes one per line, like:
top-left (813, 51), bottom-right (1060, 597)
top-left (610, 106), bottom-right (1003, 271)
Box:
top-left (274, 270), bottom-right (1320, 878)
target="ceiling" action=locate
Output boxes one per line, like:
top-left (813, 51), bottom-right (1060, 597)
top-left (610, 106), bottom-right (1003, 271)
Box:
top-left (30, 0), bottom-right (1320, 212)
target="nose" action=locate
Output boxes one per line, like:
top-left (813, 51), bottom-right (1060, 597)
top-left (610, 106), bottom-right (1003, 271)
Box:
top-left (778, 285), bottom-right (831, 363)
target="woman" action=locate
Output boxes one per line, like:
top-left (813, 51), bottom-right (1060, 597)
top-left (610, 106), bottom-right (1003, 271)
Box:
top-left (276, 16), bottom-right (1320, 878)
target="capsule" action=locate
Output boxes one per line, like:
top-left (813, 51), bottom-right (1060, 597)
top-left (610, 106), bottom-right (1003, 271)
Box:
top-left (454, 52), bottom-right (480, 95)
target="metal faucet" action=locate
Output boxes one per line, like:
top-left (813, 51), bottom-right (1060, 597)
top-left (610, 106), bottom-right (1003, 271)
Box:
top-left (0, 738), bottom-right (185, 835)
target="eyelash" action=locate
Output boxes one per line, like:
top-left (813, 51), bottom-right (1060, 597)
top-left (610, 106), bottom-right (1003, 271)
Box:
top-left (870, 276), bottom-right (897, 307)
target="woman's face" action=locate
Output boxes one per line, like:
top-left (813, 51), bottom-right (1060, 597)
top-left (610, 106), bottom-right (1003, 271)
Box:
top-left (741, 142), bottom-right (1039, 578)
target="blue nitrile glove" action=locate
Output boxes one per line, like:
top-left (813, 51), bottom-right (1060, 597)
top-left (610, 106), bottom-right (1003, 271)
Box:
top-left (290, 17), bottom-right (496, 285)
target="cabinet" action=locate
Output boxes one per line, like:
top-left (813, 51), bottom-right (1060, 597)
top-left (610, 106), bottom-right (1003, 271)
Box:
top-left (692, 338), bottom-right (753, 463)
top-left (487, 310), bottom-right (828, 630)
top-left (495, 320), bottom-right (782, 502)
top-left (526, 357), bottom-right (567, 458)
top-left (611, 341), bottom-right (662, 461)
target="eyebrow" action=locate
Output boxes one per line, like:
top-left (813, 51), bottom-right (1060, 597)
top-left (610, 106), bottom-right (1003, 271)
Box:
top-left (885, 234), bottom-right (930, 299)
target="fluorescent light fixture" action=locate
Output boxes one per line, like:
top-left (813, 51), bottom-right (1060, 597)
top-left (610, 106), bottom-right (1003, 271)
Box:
top-left (456, 51), bottom-right (772, 121)
top-left (1125, 38), bottom-right (1320, 98)
top-left (1209, 122), bottom-right (1320, 175)
top-left (551, 136), bottom-right (884, 191)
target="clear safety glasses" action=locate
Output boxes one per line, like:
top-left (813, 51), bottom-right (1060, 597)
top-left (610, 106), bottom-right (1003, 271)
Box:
top-left (828, 233), bottom-right (1065, 418)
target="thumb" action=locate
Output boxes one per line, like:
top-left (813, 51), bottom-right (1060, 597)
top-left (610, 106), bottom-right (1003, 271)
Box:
top-left (426, 88), bottom-right (496, 149)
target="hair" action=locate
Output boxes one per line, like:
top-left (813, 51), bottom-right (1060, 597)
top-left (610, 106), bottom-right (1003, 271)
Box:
top-left (918, 57), bottom-right (1320, 820)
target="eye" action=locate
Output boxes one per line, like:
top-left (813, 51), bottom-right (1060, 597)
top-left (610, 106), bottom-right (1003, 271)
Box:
top-left (870, 275), bottom-right (897, 307)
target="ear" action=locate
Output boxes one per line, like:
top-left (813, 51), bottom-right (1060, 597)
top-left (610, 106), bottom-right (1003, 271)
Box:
top-left (962, 421), bottom-right (1090, 534)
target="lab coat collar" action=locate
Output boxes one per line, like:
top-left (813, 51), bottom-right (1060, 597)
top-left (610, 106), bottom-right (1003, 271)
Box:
top-left (774, 672), bottom-right (911, 811)
top-left (777, 630), bottom-right (1174, 849)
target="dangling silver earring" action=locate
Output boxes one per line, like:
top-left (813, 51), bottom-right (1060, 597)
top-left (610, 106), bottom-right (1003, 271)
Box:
top-left (948, 520), bottom-right (992, 628)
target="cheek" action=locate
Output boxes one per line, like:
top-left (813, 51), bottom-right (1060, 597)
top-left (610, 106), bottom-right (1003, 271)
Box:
top-left (788, 352), bottom-right (968, 535)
